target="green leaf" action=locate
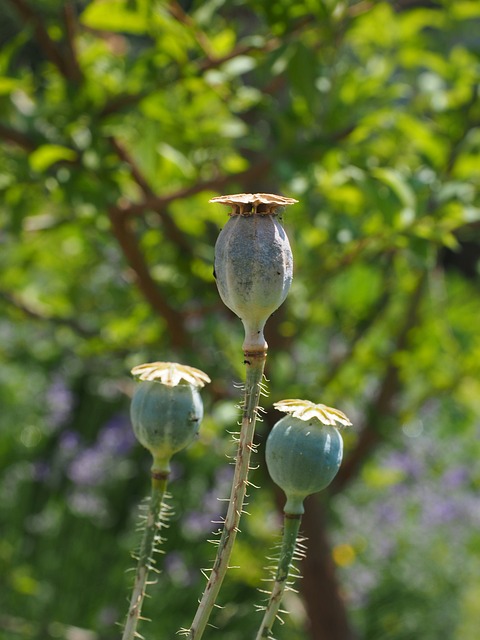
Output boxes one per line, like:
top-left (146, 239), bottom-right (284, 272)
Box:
top-left (81, 0), bottom-right (148, 34)
top-left (157, 143), bottom-right (195, 178)
top-left (0, 77), bottom-right (20, 95)
top-left (288, 42), bottom-right (317, 106)
top-left (463, 206), bottom-right (480, 223)
top-left (221, 55), bottom-right (257, 78)
top-left (29, 145), bottom-right (77, 173)
top-left (371, 167), bottom-right (417, 210)
top-left (362, 464), bottom-right (405, 489)
top-left (451, 0), bottom-right (480, 19)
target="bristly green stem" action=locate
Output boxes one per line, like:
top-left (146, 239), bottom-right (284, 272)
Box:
top-left (188, 351), bottom-right (267, 640)
top-left (122, 468), bottom-right (169, 640)
top-left (255, 513), bottom-right (302, 640)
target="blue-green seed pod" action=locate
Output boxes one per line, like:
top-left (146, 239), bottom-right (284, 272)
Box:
top-left (130, 362), bottom-right (210, 473)
top-left (266, 400), bottom-right (351, 515)
top-left (212, 193), bottom-right (296, 352)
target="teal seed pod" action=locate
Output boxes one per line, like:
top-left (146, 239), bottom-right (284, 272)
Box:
top-left (212, 193), bottom-right (297, 352)
top-left (266, 399), bottom-right (352, 515)
top-left (130, 362), bottom-right (210, 473)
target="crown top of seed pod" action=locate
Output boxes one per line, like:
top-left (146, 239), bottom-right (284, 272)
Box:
top-left (210, 193), bottom-right (298, 216)
top-left (274, 399), bottom-right (352, 428)
top-left (131, 362), bottom-right (211, 387)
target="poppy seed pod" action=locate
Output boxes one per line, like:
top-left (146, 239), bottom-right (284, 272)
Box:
top-left (130, 362), bottom-right (210, 473)
top-left (212, 193), bottom-right (296, 352)
top-left (266, 400), bottom-right (351, 515)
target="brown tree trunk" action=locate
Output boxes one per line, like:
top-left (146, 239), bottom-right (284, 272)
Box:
top-left (300, 495), bottom-right (356, 640)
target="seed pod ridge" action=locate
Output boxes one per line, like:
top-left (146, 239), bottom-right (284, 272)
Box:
top-left (130, 362), bottom-right (209, 472)
top-left (212, 193), bottom-right (296, 351)
top-left (266, 400), bottom-right (351, 514)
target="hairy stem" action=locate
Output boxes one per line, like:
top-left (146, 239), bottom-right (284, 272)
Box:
top-left (256, 513), bottom-right (302, 640)
top-left (188, 351), bottom-right (267, 639)
top-left (122, 469), bottom-right (169, 640)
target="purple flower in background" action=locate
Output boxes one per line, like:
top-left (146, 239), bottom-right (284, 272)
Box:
top-left (46, 377), bottom-right (74, 429)
top-left (202, 465), bottom-right (234, 512)
top-left (333, 415), bottom-right (480, 611)
top-left (67, 413), bottom-right (135, 486)
top-left (182, 465), bottom-right (234, 538)
top-left (98, 414), bottom-right (136, 455)
top-left (385, 450), bottom-right (424, 480)
top-left (376, 502), bottom-right (400, 525)
top-left (164, 552), bottom-right (197, 587)
top-left (441, 466), bottom-right (469, 489)
top-left (69, 490), bottom-right (109, 520)
top-left (59, 430), bottom-right (82, 457)
top-left (68, 446), bottom-right (108, 486)
top-left (421, 496), bottom-right (464, 526)
top-left (97, 606), bottom-right (119, 628)
top-left (182, 511), bottom-right (219, 537)
top-left (345, 566), bottom-right (378, 607)
top-left (419, 488), bottom-right (480, 529)
top-left (31, 460), bottom-right (51, 482)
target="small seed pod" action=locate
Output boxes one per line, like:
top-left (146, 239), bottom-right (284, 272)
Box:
top-left (212, 193), bottom-right (297, 352)
top-left (266, 399), bottom-right (352, 515)
top-left (130, 362), bottom-right (210, 473)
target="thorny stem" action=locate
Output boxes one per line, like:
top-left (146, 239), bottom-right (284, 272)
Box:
top-left (255, 514), bottom-right (302, 640)
top-left (122, 469), bottom-right (169, 640)
top-left (188, 351), bottom-right (267, 639)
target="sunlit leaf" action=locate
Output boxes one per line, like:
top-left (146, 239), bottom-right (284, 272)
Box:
top-left (371, 167), bottom-right (416, 210)
top-left (29, 145), bottom-right (77, 172)
top-left (0, 77), bottom-right (20, 95)
top-left (81, 0), bottom-right (148, 34)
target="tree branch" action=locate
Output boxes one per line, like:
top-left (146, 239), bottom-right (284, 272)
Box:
top-left (99, 15), bottom-right (312, 119)
top-left (99, 91), bottom-right (151, 119)
top-left (6, 0), bottom-right (72, 80)
top-left (322, 290), bottom-right (393, 388)
top-left (167, 1), bottom-right (215, 62)
top-left (0, 290), bottom-right (95, 338)
top-left (300, 497), bottom-right (356, 640)
top-left (327, 82), bottom-right (478, 493)
top-left (115, 159), bottom-right (271, 219)
top-left (331, 272), bottom-right (427, 493)
top-left (0, 123), bottom-right (38, 151)
top-left (107, 207), bottom-right (189, 349)
top-left (109, 137), bottom-right (194, 256)
top-left (62, 1), bottom-right (84, 84)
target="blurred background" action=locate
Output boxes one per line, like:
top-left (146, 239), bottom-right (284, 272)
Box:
top-left (1, 1), bottom-right (480, 639)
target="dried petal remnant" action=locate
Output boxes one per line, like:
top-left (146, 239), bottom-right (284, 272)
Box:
top-left (274, 399), bottom-right (352, 428)
top-left (131, 362), bottom-right (211, 388)
top-left (210, 193), bottom-right (298, 216)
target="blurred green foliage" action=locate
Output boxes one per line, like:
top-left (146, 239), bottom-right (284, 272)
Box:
top-left (1, 1), bottom-right (480, 639)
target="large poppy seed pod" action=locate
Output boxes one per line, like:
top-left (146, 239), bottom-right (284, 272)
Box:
top-left (130, 362), bottom-right (210, 473)
top-left (212, 193), bottom-right (297, 352)
top-left (266, 399), bottom-right (352, 515)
